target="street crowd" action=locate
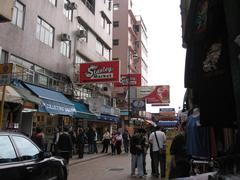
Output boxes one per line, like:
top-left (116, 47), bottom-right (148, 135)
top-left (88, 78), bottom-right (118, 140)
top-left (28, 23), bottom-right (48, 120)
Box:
top-left (31, 122), bottom-right (189, 179)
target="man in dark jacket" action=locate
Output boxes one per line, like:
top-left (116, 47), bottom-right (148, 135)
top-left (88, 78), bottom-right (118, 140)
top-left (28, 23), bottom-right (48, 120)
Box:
top-left (57, 126), bottom-right (73, 164)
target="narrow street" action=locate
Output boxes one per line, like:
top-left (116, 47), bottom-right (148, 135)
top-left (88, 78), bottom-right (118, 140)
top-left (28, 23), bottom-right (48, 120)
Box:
top-left (69, 153), bottom-right (157, 180)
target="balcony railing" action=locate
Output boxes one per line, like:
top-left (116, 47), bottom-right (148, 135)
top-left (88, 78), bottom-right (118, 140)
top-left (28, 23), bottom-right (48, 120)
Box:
top-left (11, 71), bottom-right (73, 96)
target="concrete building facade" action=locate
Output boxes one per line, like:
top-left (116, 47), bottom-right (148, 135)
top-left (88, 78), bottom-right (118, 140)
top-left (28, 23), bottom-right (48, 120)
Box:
top-left (112, 0), bottom-right (148, 126)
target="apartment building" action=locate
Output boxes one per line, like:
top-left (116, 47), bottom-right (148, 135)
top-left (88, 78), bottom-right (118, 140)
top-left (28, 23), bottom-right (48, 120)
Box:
top-left (112, 0), bottom-right (148, 126)
top-left (0, 0), bottom-right (119, 138)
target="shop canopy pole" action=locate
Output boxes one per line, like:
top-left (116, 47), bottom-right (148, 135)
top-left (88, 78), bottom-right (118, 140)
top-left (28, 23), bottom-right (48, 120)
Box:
top-left (0, 85), bottom-right (6, 129)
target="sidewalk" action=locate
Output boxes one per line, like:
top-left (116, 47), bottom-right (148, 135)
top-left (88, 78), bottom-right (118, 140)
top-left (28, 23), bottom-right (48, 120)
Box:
top-left (69, 143), bottom-right (110, 166)
top-left (69, 152), bottom-right (110, 166)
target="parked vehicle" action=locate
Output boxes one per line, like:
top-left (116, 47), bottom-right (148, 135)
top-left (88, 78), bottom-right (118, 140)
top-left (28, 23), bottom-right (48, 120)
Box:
top-left (0, 131), bottom-right (68, 180)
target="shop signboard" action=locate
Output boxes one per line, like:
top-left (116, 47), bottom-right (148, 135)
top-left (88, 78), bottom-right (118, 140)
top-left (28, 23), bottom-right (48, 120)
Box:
top-left (79, 61), bottom-right (120, 83)
top-left (131, 99), bottom-right (146, 111)
top-left (114, 74), bottom-right (141, 87)
top-left (137, 85), bottom-right (170, 104)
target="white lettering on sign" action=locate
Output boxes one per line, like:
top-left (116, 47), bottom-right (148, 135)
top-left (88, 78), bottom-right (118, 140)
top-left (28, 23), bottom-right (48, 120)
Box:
top-left (85, 65), bottom-right (113, 79)
top-left (43, 102), bottom-right (74, 113)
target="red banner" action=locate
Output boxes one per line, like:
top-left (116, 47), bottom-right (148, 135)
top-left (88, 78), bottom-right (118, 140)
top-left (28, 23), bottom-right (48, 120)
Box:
top-left (114, 74), bottom-right (141, 87)
top-left (79, 61), bottom-right (120, 83)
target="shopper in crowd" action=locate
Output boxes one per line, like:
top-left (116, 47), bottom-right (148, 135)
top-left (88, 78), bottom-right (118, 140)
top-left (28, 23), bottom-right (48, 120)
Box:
top-left (101, 129), bottom-right (110, 153)
top-left (76, 127), bottom-right (87, 159)
top-left (122, 129), bottom-right (130, 153)
top-left (93, 128), bottom-right (98, 153)
top-left (130, 129), bottom-right (145, 178)
top-left (149, 126), bottom-right (166, 178)
top-left (86, 127), bottom-right (95, 154)
top-left (111, 131), bottom-right (117, 155)
top-left (169, 121), bottom-right (190, 179)
top-left (57, 126), bottom-right (73, 164)
top-left (141, 129), bottom-right (149, 175)
top-left (69, 126), bottom-right (76, 155)
top-left (115, 131), bottom-right (123, 154)
top-left (31, 127), bottom-right (45, 151)
top-left (51, 126), bottom-right (60, 155)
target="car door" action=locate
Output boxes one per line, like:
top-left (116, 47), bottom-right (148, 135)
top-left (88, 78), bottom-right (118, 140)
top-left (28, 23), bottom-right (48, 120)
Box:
top-left (11, 135), bottom-right (54, 180)
top-left (0, 135), bottom-right (25, 180)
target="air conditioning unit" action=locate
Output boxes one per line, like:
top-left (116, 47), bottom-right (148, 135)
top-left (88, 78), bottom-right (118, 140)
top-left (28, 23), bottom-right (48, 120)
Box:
top-left (76, 30), bottom-right (87, 38)
top-left (64, 2), bottom-right (77, 10)
top-left (61, 33), bottom-right (71, 41)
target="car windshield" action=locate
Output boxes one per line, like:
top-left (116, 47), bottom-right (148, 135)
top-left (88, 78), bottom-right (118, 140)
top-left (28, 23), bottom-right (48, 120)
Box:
top-left (0, 135), bottom-right (18, 163)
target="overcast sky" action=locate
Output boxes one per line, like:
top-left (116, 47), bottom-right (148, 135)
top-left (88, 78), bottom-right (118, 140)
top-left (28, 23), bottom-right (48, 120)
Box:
top-left (132, 0), bottom-right (186, 113)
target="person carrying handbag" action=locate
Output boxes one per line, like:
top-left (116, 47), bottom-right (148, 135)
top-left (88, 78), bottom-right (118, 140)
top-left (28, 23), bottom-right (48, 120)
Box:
top-left (149, 126), bottom-right (166, 178)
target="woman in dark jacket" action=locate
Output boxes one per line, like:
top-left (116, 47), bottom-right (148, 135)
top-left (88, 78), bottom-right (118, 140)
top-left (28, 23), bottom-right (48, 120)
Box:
top-left (76, 128), bottom-right (87, 158)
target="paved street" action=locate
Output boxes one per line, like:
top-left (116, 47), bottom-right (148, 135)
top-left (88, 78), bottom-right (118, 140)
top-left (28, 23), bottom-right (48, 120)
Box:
top-left (69, 153), bottom-right (160, 180)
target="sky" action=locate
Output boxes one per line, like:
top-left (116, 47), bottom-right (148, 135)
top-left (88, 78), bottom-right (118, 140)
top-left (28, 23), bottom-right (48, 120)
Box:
top-left (132, 0), bottom-right (186, 113)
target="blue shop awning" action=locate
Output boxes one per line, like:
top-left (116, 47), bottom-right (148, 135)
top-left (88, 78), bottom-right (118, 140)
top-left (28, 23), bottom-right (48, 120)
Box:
top-left (23, 83), bottom-right (75, 116)
top-left (157, 121), bottom-right (178, 127)
top-left (98, 114), bottom-right (119, 123)
top-left (72, 101), bottom-right (97, 120)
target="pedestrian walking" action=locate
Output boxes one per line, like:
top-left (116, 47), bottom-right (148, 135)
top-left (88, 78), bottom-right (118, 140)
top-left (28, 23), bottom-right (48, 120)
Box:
top-left (115, 131), bottom-right (122, 154)
top-left (130, 129), bottom-right (146, 178)
top-left (57, 126), bottom-right (73, 164)
top-left (93, 128), bottom-right (98, 153)
top-left (122, 129), bottom-right (130, 153)
top-left (111, 131), bottom-right (117, 155)
top-left (169, 121), bottom-right (190, 179)
top-left (87, 127), bottom-right (95, 154)
top-left (149, 126), bottom-right (166, 178)
top-left (76, 127), bottom-right (87, 159)
top-left (101, 129), bottom-right (110, 153)
top-left (31, 127), bottom-right (45, 151)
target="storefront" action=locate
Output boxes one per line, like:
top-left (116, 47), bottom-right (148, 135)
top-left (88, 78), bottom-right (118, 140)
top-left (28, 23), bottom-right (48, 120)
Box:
top-left (19, 82), bottom-right (76, 150)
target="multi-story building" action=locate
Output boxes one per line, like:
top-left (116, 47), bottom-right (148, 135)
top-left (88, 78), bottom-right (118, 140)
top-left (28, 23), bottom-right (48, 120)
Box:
top-left (112, 0), bottom-right (148, 127)
top-left (0, 0), bottom-right (119, 140)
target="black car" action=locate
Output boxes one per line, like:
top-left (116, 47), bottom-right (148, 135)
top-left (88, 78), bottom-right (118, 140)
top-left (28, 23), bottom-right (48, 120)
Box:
top-left (0, 131), bottom-right (68, 180)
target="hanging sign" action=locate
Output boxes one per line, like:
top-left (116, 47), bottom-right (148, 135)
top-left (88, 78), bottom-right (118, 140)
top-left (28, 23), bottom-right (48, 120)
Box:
top-left (114, 74), bottom-right (141, 87)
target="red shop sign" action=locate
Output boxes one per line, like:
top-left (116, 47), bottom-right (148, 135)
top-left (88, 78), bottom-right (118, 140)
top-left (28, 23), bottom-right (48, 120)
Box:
top-left (114, 74), bottom-right (141, 87)
top-left (80, 61), bottom-right (120, 83)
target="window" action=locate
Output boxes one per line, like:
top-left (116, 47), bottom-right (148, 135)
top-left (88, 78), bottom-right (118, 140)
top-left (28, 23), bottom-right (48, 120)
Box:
top-left (101, 13), bottom-right (111, 35)
top-left (49, 0), bottom-right (56, 6)
top-left (81, 0), bottom-right (95, 14)
top-left (12, 136), bottom-right (39, 161)
top-left (0, 50), bottom-right (8, 64)
top-left (38, 74), bottom-right (48, 86)
top-left (60, 41), bottom-right (71, 58)
top-left (36, 17), bottom-right (54, 47)
top-left (103, 47), bottom-right (110, 60)
top-left (113, 21), bottom-right (119, 27)
top-left (113, 39), bottom-right (119, 46)
top-left (0, 136), bottom-right (17, 163)
top-left (63, 0), bottom-right (73, 21)
top-left (96, 40), bottom-right (103, 55)
top-left (10, 55), bottom-right (34, 82)
top-left (77, 23), bottom-right (88, 42)
top-left (113, 3), bottom-right (119, 10)
top-left (11, 1), bottom-right (25, 29)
